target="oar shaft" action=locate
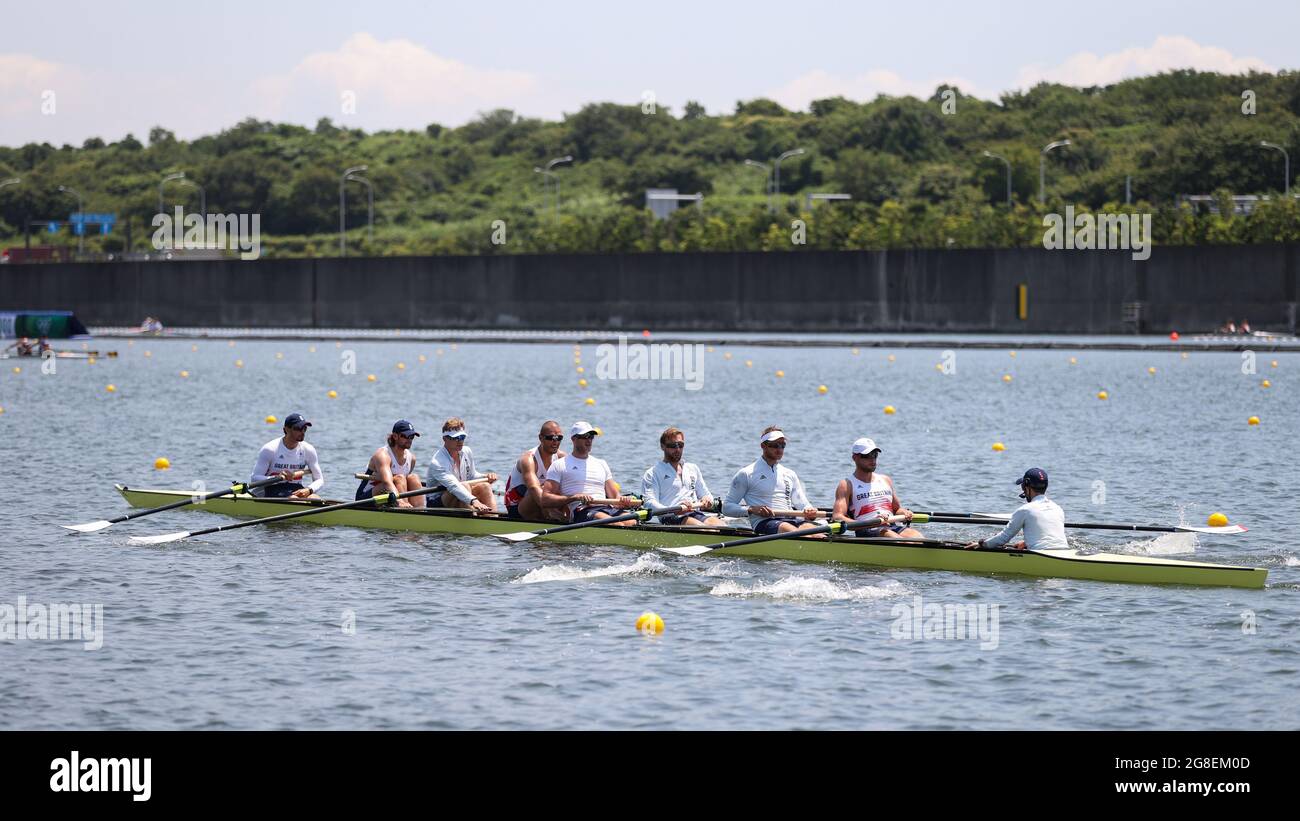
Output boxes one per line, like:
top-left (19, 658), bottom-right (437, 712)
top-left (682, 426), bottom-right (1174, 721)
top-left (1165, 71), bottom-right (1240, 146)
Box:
top-left (528, 504), bottom-right (664, 537)
top-left (185, 485), bottom-right (439, 537)
top-left (113, 476), bottom-right (281, 523)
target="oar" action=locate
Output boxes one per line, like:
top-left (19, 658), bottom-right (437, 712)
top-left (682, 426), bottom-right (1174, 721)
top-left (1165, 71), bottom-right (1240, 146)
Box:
top-left (493, 502), bottom-right (677, 543)
top-left (661, 514), bottom-right (905, 556)
top-left (128, 485), bottom-right (441, 545)
top-left (907, 512), bottom-right (1247, 535)
top-left (63, 475), bottom-right (288, 533)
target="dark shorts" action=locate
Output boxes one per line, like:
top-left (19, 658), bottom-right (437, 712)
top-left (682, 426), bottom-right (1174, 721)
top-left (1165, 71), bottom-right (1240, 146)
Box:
top-left (506, 503), bottom-right (523, 520)
top-left (262, 482), bottom-right (305, 498)
top-left (573, 505), bottom-right (620, 523)
top-left (659, 511), bottom-right (711, 525)
top-left (754, 517), bottom-right (803, 536)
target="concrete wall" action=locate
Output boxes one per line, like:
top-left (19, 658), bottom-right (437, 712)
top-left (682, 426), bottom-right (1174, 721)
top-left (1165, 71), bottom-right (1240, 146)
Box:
top-left (2, 245), bottom-right (1297, 333)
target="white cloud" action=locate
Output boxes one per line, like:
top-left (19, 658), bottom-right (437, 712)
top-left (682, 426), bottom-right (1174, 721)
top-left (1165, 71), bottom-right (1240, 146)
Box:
top-left (766, 68), bottom-right (991, 111)
top-left (249, 33), bottom-right (540, 128)
top-left (0, 53), bottom-right (95, 145)
top-left (1015, 35), bottom-right (1274, 88)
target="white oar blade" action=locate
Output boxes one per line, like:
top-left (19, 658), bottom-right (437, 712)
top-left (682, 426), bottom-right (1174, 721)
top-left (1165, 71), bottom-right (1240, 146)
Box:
top-left (493, 530), bottom-right (543, 543)
top-left (62, 520), bottom-right (113, 533)
top-left (128, 531), bottom-right (191, 546)
top-left (1178, 524), bottom-right (1248, 535)
top-left (658, 545), bottom-right (713, 557)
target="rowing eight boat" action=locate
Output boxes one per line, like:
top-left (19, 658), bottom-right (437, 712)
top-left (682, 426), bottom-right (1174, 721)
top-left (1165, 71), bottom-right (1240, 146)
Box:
top-left (113, 486), bottom-right (1268, 588)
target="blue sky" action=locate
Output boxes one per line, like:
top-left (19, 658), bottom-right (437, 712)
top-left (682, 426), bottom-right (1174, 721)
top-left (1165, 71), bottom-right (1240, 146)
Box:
top-left (1, 0), bottom-right (1294, 145)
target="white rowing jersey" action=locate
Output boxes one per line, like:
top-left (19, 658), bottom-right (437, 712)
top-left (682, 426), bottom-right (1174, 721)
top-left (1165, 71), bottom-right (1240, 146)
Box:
top-left (427, 444), bottom-right (486, 504)
top-left (641, 461), bottom-right (711, 516)
top-left (504, 446), bottom-right (552, 508)
top-left (365, 446), bottom-right (414, 492)
top-left (723, 459), bottom-right (811, 530)
top-left (545, 454), bottom-right (615, 514)
top-left (983, 495), bottom-right (1069, 550)
top-left (249, 437), bottom-right (324, 495)
top-left (848, 473), bottom-right (896, 520)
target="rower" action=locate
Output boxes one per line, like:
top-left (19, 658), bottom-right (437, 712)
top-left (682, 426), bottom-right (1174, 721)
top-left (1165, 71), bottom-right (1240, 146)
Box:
top-left (641, 426), bottom-right (722, 525)
top-left (426, 417), bottom-right (498, 514)
top-left (4, 337), bottom-right (35, 356)
top-left (249, 412), bottom-right (324, 499)
top-left (831, 437), bottom-right (922, 538)
top-left (356, 420), bottom-right (425, 508)
top-left (37, 337), bottom-right (51, 355)
top-left (723, 427), bottom-right (821, 535)
top-left (542, 421), bottom-right (640, 526)
top-left (963, 468), bottom-right (1068, 551)
top-left (503, 420), bottom-right (568, 521)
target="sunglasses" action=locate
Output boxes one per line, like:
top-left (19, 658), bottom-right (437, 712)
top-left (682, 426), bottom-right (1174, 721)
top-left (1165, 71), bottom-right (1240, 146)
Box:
top-left (763, 442), bottom-right (786, 449)
top-left (663, 442), bottom-right (684, 449)
top-left (573, 433), bottom-right (596, 440)
top-left (396, 432), bottom-right (415, 440)
top-left (444, 433), bottom-right (467, 440)
top-left (541, 434), bottom-right (564, 442)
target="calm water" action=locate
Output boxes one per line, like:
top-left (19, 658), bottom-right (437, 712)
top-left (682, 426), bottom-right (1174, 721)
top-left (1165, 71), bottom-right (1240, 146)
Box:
top-left (2, 338), bottom-right (1297, 729)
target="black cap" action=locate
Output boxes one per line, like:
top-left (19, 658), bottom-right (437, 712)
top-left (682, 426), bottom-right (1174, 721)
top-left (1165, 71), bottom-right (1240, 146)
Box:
top-left (1016, 468), bottom-right (1048, 489)
top-left (284, 413), bottom-right (311, 430)
top-left (392, 419), bottom-right (420, 437)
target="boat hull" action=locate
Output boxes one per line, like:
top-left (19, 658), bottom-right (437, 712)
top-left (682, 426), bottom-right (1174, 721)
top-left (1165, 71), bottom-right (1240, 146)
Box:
top-left (114, 486), bottom-right (1268, 589)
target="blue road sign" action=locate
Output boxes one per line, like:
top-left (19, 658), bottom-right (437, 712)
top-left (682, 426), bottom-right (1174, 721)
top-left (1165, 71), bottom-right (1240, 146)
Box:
top-left (47, 221), bottom-right (59, 234)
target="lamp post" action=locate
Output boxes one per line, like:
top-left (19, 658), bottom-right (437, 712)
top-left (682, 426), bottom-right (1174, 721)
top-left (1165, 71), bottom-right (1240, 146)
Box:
top-left (348, 172), bottom-right (373, 244)
top-left (339, 165), bottom-right (368, 256)
top-left (1039, 139), bottom-right (1071, 204)
top-left (57, 184), bottom-right (84, 257)
top-left (545, 155), bottom-right (573, 215)
top-left (774, 148), bottom-right (805, 213)
top-left (743, 160), bottom-right (771, 211)
top-left (1260, 141), bottom-right (1290, 195)
top-left (982, 151), bottom-right (1012, 206)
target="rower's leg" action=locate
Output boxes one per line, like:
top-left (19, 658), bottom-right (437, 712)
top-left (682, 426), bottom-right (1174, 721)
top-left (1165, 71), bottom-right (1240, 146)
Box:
top-left (593, 511), bottom-right (636, 527)
top-left (405, 474), bottom-right (425, 508)
top-left (516, 492), bottom-right (542, 521)
top-left (471, 482), bottom-right (498, 512)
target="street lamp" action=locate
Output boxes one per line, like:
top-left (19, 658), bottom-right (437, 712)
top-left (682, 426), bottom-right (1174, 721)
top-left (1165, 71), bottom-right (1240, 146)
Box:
top-left (0, 177), bottom-right (19, 190)
top-left (982, 151), bottom-right (1012, 206)
top-left (339, 165), bottom-right (368, 256)
top-left (543, 156), bottom-right (573, 216)
top-left (1259, 141), bottom-right (1290, 195)
top-left (159, 172), bottom-right (206, 220)
top-left (57, 184), bottom-right (84, 257)
top-left (743, 160), bottom-right (771, 210)
top-left (1039, 139), bottom-right (1070, 204)
top-left (348, 172), bottom-right (374, 244)
top-left (774, 148), bottom-right (805, 212)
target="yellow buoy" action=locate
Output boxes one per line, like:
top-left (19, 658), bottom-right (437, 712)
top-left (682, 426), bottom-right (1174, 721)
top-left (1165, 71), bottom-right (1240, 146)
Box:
top-left (235, 359), bottom-right (243, 368)
top-left (745, 360), bottom-right (753, 368)
top-left (11, 366), bottom-right (20, 374)
top-left (418, 354), bottom-right (427, 362)
top-left (105, 384), bottom-right (116, 393)
top-left (635, 611), bottom-right (664, 635)
top-left (1097, 391), bottom-right (1109, 400)
top-left (991, 442), bottom-right (1006, 452)
top-left (1206, 512), bottom-right (1229, 528)
top-left (265, 415), bottom-right (277, 424)
top-left (578, 378), bottom-right (588, 387)
top-left (707, 346), bottom-right (714, 353)
top-left (775, 370), bottom-right (785, 378)
top-left (144, 351), bottom-right (152, 357)
top-left (451, 344), bottom-right (458, 351)
top-left (367, 374), bottom-right (377, 382)
top-left (724, 352), bottom-right (732, 360)
top-left (595, 427), bottom-right (603, 436)
top-left (87, 356), bottom-right (96, 364)
top-left (436, 349), bottom-right (444, 356)
top-left (1248, 416), bottom-right (1260, 426)
top-left (191, 345), bottom-right (198, 352)
top-left (227, 340), bottom-right (234, 347)
top-left (1069, 357), bottom-right (1078, 365)
top-left (275, 352), bottom-right (283, 360)
top-left (818, 385), bottom-right (828, 394)
top-left (1009, 351), bottom-right (1017, 358)
top-left (327, 390), bottom-right (338, 399)
top-left (1148, 367), bottom-right (1156, 375)
top-left (1180, 352), bottom-right (1188, 359)
top-left (1270, 360), bottom-right (1278, 368)
top-left (585, 397), bottom-right (595, 406)
top-left (887, 354), bottom-right (896, 362)
top-left (308, 346), bottom-right (316, 354)
top-left (1002, 374), bottom-right (1012, 383)
top-left (851, 348), bottom-right (859, 355)
top-left (935, 363), bottom-right (943, 371)
top-left (179, 370), bottom-right (189, 378)
top-left (576, 366), bottom-right (585, 374)
top-left (0, 406), bottom-right (4, 413)
top-left (154, 457), bottom-right (171, 470)
top-left (1261, 379), bottom-right (1271, 388)
top-left (397, 362), bottom-right (406, 370)
top-left (883, 405), bottom-right (896, 415)
top-left (335, 341), bottom-right (342, 348)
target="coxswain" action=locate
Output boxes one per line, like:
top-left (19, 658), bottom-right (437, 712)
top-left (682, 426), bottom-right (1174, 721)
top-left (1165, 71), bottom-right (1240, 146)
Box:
top-left (963, 468), bottom-right (1068, 551)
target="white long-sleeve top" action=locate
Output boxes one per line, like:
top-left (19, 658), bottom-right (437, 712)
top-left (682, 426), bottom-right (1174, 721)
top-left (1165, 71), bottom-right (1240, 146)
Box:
top-left (641, 461), bottom-right (711, 516)
top-left (249, 437), bottom-right (323, 495)
top-left (723, 459), bottom-right (811, 529)
top-left (426, 444), bottom-right (486, 504)
top-left (983, 495), bottom-right (1069, 550)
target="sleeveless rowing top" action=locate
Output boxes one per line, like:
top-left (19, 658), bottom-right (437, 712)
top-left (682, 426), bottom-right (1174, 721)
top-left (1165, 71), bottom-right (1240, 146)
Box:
top-left (849, 473), bottom-right (895, 519)
top-left (504, 447), bottom-right (546, 507)
top-left (366, 446), bottom-right (414, 490)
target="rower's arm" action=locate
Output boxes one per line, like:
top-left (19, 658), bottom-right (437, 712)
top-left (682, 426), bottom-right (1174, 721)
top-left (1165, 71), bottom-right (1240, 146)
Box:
top-left (722, 471), bottom-right (749, 518)
top-left (304, 446), bottom-right (324, 493)
top-left (373, 452), bottom-right (397, 493)
top-left (541, 478), bottom-right (569, 507)
top-left (830, 479), bottom-right (852, 523)
top-left (640, 467), bottom-right (665, 513)
top-left (249, 445), bottom-right (278, 485)
top-left (982, 507), bottom-right (1028, 549)
top-left (429, 453), bottom-right (474, 504)
top-left (791, 474), bottom-right (812, 511)
top-left (694, 467), bottom-right (713, 506)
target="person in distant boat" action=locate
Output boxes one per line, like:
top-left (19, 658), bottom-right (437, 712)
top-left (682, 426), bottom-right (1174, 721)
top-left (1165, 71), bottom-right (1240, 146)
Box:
top-left (249, 412), bottom-right (324, 499)
top-left (641, 426), bottom-right (722, 525)
top-left (542, 421), bottom-right (640, 525)
top-left (503, 420), bottom-right (568, 521)
top-left (831, 437), bottom-right (922, 538)
top-left (963, 468), bottom-right (1068, 551)
top-left (140, 316), bottom-right (164, 333)
top-left (37, 337), bottom-right (51, 355)
top-left (356, 420), bottom-right (425, 508)
top-left (723, 426), bottom-right (822, 535)
top-left (426, 417), bottom-right (498, 514)
top-left (1240, 319), bottom-right (1252, 334)
top-left (4, 337), bottom-right (35, 356)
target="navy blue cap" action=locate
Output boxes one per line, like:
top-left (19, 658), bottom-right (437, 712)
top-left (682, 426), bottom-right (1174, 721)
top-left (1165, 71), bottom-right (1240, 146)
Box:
top-left (1016, 468), bottom-right (1048, 489)
top-left (284, 413), bottom-right (311, 430)
top-left (392, 419), bottom-right (420, 437)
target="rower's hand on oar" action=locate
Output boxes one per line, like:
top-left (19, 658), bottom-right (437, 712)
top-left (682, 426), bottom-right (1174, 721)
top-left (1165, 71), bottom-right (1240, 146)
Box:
top-left (801, 506), bottom-right (819, 520)
top-left (484, 472), bottom-right (498, 484)
top-left (749, 505), bottom-right (775, 518)
top-left (962, 540), bottom-right (983, 550)
top-left (289, 488), bottom-right (314, 499)
top-left (897, 507), bottom-right (914, 524)
top-left (616, 496), bottom-right (641, 509)
top-left (1011, 541), bottom-right (1027, 550)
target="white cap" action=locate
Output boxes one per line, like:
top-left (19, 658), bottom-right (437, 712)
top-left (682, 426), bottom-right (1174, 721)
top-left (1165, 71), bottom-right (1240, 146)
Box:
top-left (852, 437), bottom-right (881, 455)
top-left (760, 429), bottom-right (787, 444)
top-left (570, 421), bottom-right (598, 437)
